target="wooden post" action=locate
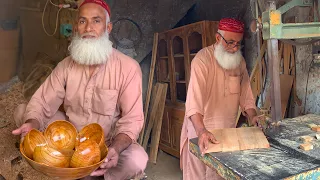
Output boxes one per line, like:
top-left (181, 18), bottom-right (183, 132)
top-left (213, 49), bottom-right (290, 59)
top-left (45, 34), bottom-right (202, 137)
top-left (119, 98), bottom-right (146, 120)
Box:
top-left (139, 33), bottom-right (159, 144)
top-left (267, 1), bottom-right (282, 123)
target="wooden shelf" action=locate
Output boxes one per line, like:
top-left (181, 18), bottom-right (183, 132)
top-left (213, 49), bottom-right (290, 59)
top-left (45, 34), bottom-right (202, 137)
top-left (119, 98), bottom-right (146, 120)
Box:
top-left (173, 54), bottom-right (184, 58)
top-left (160, 56), bottom-right (169, 59)
top-left (190, 53), bottom-right (197, 56)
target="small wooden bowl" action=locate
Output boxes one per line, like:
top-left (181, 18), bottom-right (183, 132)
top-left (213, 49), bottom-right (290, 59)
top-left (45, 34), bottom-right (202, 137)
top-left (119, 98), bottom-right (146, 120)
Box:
top-left (44, 120), bottom-right (77, 151)
top-left (33, 145), bottom-right (74, 168)
top-left (23, 129), bottom-right (47, 159)
top-left (70, 140), bottom-right (101, 168)
top-left (75, 123), bottom-right (106, 153)
top-left (20, 142), bottom-right (108, 179)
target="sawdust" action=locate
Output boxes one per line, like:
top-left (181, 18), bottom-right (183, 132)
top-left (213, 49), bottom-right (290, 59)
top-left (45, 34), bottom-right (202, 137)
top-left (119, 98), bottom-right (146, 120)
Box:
top-left (0, 82), bottom-right (52, 180)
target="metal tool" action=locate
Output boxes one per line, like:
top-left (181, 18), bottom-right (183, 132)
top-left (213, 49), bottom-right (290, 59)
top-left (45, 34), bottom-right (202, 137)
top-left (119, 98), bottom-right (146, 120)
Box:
top-left (251, 0), bottom-right (320, 124)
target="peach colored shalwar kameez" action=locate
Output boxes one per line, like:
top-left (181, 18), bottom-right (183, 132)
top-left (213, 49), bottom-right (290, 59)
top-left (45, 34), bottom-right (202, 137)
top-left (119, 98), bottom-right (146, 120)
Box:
top-left (180, 45), bottom-right (256, 180)
top-left (21, 49), bottom-right (148, 180)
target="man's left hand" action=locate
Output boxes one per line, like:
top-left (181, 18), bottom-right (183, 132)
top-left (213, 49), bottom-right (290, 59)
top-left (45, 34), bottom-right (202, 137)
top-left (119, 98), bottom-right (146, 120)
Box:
top-left (90, 147), bottom-right (119, 176)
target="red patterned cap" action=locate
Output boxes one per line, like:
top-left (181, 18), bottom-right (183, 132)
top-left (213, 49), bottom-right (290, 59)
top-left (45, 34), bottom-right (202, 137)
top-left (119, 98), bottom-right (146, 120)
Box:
top-left (80, 0), bottom-right (111, 17)
top-left (218, 18), bottom-right (244, 33)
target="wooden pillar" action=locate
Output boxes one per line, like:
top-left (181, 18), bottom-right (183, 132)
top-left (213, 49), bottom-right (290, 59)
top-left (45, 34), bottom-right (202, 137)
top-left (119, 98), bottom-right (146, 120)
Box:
top-left (267, 1), bottom-right (282, 123)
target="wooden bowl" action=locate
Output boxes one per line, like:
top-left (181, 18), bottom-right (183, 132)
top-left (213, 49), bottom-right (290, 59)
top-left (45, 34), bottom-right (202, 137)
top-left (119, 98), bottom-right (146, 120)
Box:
top-left (76, 123), bottom-right (105, 153)
top-left (44, 120), bottom-right (77, 151)
top-left (20, 142), bottom-right (108, 179)
top-left (33, 145), bottom-right (74, 168)
top-left (70, 140), bottom-right (101, 168)
top-left (23, 129), bottom-right (47, 159)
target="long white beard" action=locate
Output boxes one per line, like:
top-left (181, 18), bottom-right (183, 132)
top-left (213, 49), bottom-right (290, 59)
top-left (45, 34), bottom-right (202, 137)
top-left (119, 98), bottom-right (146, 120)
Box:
top-left (214, 42), bottom-right (242, 70)
top-left (68, 32), bottom-right (113, 65)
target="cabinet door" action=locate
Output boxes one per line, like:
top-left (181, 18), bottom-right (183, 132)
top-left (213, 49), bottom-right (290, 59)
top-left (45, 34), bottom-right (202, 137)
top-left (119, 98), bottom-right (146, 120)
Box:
top-left (160, 106), bottom-right (172, 148)
top-left (170, 108), bottom-right (185, 156)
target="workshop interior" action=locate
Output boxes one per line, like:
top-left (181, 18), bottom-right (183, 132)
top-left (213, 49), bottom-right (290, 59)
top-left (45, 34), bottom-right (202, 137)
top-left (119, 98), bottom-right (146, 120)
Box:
top-left (0, 0), bottom-right (320, 179)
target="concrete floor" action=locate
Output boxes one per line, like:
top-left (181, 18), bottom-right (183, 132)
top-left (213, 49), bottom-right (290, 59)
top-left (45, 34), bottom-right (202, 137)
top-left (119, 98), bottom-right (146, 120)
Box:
top-left (145, 150), bottom-right (182, 180)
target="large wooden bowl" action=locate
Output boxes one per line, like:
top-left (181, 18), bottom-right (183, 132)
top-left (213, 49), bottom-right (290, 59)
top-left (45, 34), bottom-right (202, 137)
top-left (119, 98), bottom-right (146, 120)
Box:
top-left (44, 120), bottom-right (77, 151)
top-left (20, 142), bottom-right (108, 179)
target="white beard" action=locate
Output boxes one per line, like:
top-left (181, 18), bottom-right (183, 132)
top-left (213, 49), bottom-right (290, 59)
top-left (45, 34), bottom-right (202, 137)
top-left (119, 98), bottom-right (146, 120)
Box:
top-left (213, 42), bottom-right (242, 70)
top-left (68, 32), bottom-right (113, 65)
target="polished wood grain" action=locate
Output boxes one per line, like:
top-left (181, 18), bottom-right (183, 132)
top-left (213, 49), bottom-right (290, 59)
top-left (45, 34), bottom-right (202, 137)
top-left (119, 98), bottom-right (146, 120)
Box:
top-left (33, 145), bottom-right (73, 168)
top-left (75, 123), bottom-right (105, 154)
top-left (44, 120), bottom-right (78, 151)
top-left (20, 142), bottom-right (107, 179)
top-left (23, 129), bottom-right (47, 159)
top-left (70, 140), bottom-right (101, 168)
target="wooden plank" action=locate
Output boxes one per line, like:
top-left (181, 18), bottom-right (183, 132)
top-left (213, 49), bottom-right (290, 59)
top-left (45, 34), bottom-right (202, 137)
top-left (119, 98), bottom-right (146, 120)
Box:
top-left (267, 38), bottom-right (282, 122)
top-left (237, 127), bottom-right (257, 150)
top-left (142, 83), bottom-right (162, 150)
top-left (252, 127), bottom-right (270, 149)
top-left (149, 83), bottom-right (168, 164)
top-left (206, 127), bottom-right (270, 153)
top-left (139, 33), bottom-right (159, 144)
top-left (222, 128), bottom-right (239, 152)
top-left (280, 74), bottom-right (294, 119)
top-left (205, 129), bottom-right (223, 153)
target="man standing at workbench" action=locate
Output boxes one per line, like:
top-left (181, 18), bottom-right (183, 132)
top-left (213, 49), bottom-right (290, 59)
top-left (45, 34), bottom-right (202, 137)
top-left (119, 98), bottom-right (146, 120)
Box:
top-left (180, 18), bottom-right (262, 179)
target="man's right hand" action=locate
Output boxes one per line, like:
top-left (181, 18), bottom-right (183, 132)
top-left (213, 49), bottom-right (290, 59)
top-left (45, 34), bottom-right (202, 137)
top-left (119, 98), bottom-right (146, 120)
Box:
top-left (12, 119), bottom-right (40, 137)
top-left (198, 128), bottom-right (219, 156)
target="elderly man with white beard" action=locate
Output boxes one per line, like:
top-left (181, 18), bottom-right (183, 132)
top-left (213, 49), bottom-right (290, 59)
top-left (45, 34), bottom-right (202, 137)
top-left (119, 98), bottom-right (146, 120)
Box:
top-left (11, 0), bottom-right (148, 179)
top-left (180, 18), bottom-right (261, 180)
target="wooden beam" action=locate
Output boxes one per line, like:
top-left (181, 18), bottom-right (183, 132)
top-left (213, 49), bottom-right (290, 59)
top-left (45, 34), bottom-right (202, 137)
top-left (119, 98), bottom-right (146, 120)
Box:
top-left (149, 83), bottom-right (168, 164)
top-left (142, 83), bottom-right (162, 150)
top-left (139, 33), bottom-right (159, 144)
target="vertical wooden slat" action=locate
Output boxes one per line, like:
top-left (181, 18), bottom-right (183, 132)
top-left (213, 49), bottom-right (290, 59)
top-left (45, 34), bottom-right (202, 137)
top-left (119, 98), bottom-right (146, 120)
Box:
top-left (142, 84), bottom-right (162, 150)
top-left (149, 83), bottom-right (168, 164)
top-left (139, 33), bottom-right (159, 144)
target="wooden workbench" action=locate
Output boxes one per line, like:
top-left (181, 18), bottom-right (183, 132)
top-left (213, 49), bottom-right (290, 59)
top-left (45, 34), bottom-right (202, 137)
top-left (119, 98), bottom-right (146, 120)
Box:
top-left (189, 114), bottom-right (320, 180)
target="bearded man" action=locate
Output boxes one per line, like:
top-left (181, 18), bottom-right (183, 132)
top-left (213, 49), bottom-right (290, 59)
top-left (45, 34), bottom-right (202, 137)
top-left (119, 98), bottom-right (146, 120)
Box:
top-left (180, 18), bottom-right (261, 180)
top-left (12, 0), bottom-right (148, 179)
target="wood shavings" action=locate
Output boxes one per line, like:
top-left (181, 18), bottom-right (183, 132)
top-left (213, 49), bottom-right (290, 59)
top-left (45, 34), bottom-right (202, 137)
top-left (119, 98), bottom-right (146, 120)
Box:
top-left (316, 134), bottom-right (320, 140)
top-left (22, 63), bottom-right (53, 100)
top-left (0, 81), bottom-right (53, 179)
top-left (0, 82), bottom-right (27, 121)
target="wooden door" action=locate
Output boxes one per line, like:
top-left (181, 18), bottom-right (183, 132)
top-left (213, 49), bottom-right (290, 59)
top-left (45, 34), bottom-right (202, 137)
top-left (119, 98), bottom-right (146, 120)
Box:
top-left (170, 107), bottom-right (185, 158)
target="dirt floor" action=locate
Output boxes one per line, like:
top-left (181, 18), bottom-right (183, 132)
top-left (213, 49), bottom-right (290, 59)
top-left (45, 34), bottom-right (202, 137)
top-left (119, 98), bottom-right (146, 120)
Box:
top-left (0, 81), bottom-right (182, 180)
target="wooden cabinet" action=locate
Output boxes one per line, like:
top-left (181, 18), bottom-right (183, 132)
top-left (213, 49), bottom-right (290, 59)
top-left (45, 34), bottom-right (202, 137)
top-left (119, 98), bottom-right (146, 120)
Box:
top-left (156, 21), bottom-right (219, 158)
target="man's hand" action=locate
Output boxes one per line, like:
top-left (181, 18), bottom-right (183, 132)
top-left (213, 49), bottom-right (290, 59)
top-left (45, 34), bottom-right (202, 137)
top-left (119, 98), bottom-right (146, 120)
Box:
top-left (12, 119), bottom-right (40, 137)
top-left (90, 147), bottom-right (119, 176)
top-left (198, 128), bottom-right (219, 156)
top-left (249, 115), bottom-right (265, 127)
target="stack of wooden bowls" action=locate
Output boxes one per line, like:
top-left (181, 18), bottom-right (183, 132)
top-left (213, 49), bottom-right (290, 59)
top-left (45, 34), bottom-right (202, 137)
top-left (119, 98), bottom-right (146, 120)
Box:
top-left (20, 120), bottom-right (108, 179)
